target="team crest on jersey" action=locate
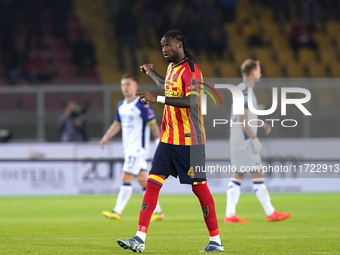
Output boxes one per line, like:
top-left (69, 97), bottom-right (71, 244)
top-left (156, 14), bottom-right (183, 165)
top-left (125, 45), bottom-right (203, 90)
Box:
top-left (202, 206), bottom-right (209, 218)
top-left (140, 203), bottom-right (149, 211)
top-left (190, 78), bottom-right (198, 92)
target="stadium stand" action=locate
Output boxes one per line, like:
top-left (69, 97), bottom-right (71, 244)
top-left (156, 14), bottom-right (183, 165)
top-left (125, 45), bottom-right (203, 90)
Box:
top-left (1, 0), bottom-right (340, 115)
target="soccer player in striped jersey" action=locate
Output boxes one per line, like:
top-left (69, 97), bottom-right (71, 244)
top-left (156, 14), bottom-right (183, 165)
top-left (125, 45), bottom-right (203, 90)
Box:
top-left (100, 74), bottom-right (164, 222)
top-left (117, 30), bottom-right (224, 253)
top-left (225, 59), bottom-right (291, 223)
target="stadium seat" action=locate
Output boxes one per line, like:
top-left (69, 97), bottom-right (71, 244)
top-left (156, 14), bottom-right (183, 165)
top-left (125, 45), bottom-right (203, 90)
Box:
top-left (320, 49), bottom-right (340, 64)
top-left (225, 23), bottom-right (241, 37)
top-left (218, 62), bottom-right (239, 78)
top-left (242, 22), bottom-right (260, 38)
top-left (329, 62), bottom-right (340, 77)
top-left (199, 54), bottom-right (217, 78)
top-left (261, 63), bottom-right (282, 78)
top-left (253, 48), bottom-right (275, 63)
top-left (233, 50), bottom-right (252, 65)
top-left (285, 63), bottom-right (305, 77)
top-left (229, 36), bottom-right (248, 51)
top-left (314, 34), bottom-right (333, 49)
top-left (271, 36), bottom-right (290, 50)
top-left (308, 63), bottom-right (328, 78)
top-left (261, 22), bottom-right (281, 36)
top-left (258, 8), bottom-right (272, 22)
top-left (277, 49), bottom-right (296, 64)
top-left (298, 48), bottom-right (317, 64)
top-left (237, 8), bottom-right (254, 22)
top-left (326, 21), bottom-right (340, 36)
top-left (280, 23), bottom-right (292, 36)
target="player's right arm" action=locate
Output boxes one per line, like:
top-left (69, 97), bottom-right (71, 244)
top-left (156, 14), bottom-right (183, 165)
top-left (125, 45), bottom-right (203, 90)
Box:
top-left (240, 114), bottom-right (262, 153)
top-left (140, 63), bottom-right (165, 91)
top-left (100, 121), bottom-right (121, 149)
top-left (239, 114), bottom-right (256, 139)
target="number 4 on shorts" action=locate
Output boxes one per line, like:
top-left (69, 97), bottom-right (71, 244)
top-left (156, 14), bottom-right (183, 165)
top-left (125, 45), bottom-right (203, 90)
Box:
top-left (187, 166), bottom-right (195, 178)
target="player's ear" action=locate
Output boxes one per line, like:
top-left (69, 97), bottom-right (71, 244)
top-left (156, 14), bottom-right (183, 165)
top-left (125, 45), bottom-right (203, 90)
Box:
top-left (177, 41), bottom-right (183, 49)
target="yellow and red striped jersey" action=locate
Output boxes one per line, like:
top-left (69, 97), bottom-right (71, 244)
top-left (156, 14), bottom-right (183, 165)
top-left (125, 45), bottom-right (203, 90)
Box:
top-left (160, 58), bottom-right (206, 146)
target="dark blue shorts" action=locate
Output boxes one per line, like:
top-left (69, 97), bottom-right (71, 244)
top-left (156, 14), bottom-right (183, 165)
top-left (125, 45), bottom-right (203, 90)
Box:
top-left (150, 142), bottom-right (206, 184)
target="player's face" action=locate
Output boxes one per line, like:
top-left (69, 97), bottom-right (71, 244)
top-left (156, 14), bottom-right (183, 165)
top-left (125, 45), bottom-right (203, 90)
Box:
top-left (252, 64), bottom-right (262, 82)
top-left (121, 78), bottom-right (138, 97)
top-left (160, 37), bottom-right (181, 63)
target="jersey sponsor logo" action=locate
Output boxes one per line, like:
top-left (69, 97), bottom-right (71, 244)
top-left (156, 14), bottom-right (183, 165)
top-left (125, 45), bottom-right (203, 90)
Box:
top-left (165, 91), bottom-right (181, 97)
top-left (140, 203), bottom-right (149, 211)
top-left (202, 206), bottom-right (209, 218)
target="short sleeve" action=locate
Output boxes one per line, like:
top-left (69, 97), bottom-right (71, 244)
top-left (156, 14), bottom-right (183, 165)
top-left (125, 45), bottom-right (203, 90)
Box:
top-left (181, 65), bottom-right (201, 97)
top-left (114, 100), bottom-right (124, 123)
top-left (243, 88), bottom-right (249, 110)
top-left (137, 102), bottom-right (156, 125)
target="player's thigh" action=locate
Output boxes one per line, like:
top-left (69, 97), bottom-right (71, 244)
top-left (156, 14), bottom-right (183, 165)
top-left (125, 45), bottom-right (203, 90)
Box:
top-left (122, 155), bottom-right (145, 176)
top-left (150, 142), bottom-right (176, 177)
top-left (136, 170), bottom-right (148, 187)
top-left (172, 144), bottom-right (207, 184)
top-left (231, 146), bottom-right (261, 174)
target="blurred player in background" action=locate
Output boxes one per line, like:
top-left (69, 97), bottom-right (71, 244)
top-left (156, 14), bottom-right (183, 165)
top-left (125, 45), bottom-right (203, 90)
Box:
top-left (117, 30), bottom-right (224, 253)
top-left (225, 59), bottom-right (291, 223)
top-left (100, 74), bottom-right (164, 222)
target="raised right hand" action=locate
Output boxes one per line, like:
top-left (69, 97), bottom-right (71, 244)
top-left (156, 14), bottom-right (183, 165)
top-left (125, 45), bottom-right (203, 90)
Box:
top-left (140, 63), bottom-right (154, 75)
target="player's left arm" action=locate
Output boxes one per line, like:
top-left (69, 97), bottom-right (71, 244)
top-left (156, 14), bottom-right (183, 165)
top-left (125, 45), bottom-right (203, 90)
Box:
top-left (262, 121), bottom-right (271, 135)
top-left (136, 91), bottom-right (198, 108)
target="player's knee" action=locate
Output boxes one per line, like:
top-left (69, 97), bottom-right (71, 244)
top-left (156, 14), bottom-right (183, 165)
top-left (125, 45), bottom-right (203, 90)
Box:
top-left (121, 173), bottom-right (134, 183)
top-left (137, 171), bottom-right (147, 182)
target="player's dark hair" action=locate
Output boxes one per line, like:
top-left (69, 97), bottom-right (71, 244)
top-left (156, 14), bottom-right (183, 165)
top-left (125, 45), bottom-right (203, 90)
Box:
top-left (241, 59), bottom-right (260, 77)
top-left (121, 73), bottom-right (138, 83)
top-left (163, 30), bottom-right (200, 62)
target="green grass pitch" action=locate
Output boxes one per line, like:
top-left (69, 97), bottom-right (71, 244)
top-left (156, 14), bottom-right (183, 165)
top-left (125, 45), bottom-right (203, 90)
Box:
top-left (1, 193), bottom-right (340, 254)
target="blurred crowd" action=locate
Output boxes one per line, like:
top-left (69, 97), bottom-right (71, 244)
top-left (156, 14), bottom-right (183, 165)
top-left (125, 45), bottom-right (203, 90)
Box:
top-left (108, 0), bottom-right (340, 72)
top-left (1, 0), bottom-right (340, 85)
top-left (109, 0), bottom-right (231, 68)
top-left (0, 0), bottom-right (96, 85)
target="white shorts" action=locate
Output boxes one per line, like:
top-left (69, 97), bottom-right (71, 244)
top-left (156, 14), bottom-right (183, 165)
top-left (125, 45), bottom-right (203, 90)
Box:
top-left (231, 143), bottom-right (262, 173)
top-left (122, 155), bottom-right (148, 176)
